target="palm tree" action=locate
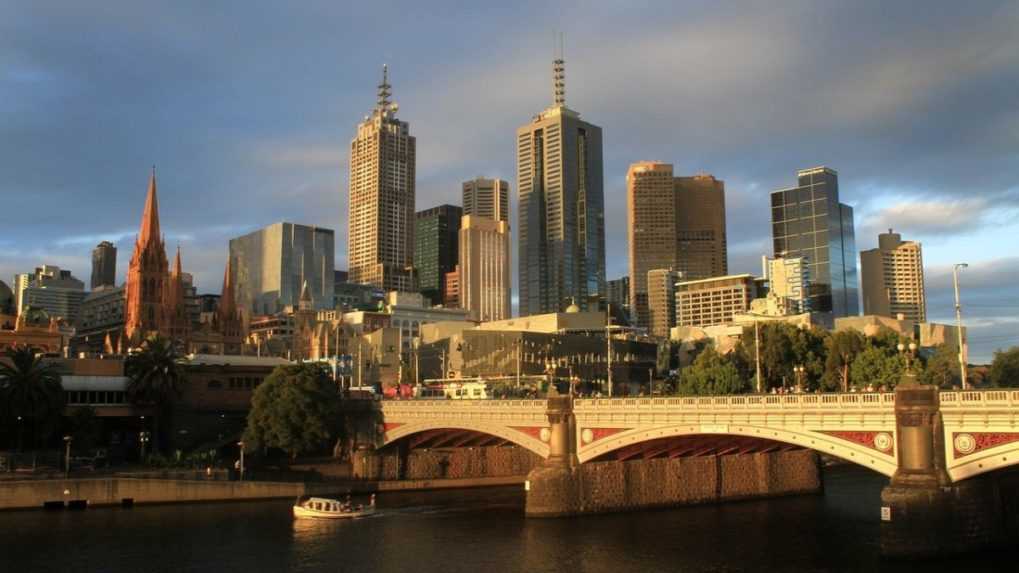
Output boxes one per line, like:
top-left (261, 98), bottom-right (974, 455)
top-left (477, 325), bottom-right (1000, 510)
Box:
top-left (0, 346), bottom-right (64, 451)
top-left (125, 335), bottom-right (184, 454)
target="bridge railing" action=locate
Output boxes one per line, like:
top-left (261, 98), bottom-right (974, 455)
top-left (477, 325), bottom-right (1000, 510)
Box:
top-left (381, 399), bottom-right (548, 410)
top-left (940, 390), bottom-right (1019, 408)
top-left (573, 392), bottom-right (896, 410)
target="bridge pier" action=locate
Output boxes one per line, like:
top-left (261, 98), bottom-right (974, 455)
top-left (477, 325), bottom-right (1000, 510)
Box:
top-left (880, 381), bottom-right (1009, 557)
top-left (524, 393), bottom-right (582, 517)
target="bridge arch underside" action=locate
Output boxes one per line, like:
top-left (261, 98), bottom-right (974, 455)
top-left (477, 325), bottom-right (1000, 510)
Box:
top-left (382, 422), bottom-right (550, 458)
top-left (579, 427), bottom-right (897, 477)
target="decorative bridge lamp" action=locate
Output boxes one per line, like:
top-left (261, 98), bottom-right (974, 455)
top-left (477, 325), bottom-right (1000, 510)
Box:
top-left (63, 435), bottom-right (73, 478)
top-left (793, 365), bottom-right (806, 393)
top-left (897, 342), bottom-right (918, 386)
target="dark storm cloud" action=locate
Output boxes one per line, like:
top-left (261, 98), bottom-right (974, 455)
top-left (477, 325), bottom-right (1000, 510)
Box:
top-left (1, 1), bottom-right (1017, 359)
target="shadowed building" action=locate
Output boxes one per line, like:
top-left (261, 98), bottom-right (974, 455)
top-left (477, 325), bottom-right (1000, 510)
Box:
top-left (91, 241), bottom-right (117, 290)
top-left (348, 65), bottom-right (416, 292)
top-left (415, 204), bottom-right (461, 305)
top-left (647, 269), bottom-right (683, 338)
top-left (770, 167), bottom-right (858, 318)
top-left (517, 54), bottom-right (605, 316)
top-left (860, 229), bottom-right (926, 322)
top-left (627, 162), bottom-right (727, 328)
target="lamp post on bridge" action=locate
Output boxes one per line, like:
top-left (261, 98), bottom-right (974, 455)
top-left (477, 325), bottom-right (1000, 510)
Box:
top-left (952, 263), bottom-right (969, 389)
top-left (897, 342), bottom-right (918, 386)
top-left (793, 365), bottom-right (805, 393)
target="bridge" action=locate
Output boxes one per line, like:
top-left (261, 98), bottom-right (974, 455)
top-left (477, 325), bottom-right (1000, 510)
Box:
top-left (367, 385), bottom-right (1019, 557)
top-left (379, 390), bottom-right (1019, 483)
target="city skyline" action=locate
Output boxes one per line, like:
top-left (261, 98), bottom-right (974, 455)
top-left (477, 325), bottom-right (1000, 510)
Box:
top-left (2, 2), bottom-right (1018, 361)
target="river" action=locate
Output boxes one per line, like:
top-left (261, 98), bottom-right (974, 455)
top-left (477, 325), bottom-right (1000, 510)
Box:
top-left (0, 466), bottom-right (1013, 572)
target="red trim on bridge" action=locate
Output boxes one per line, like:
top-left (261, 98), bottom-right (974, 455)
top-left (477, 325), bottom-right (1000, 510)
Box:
top-left (586, 427), bottom-right (630, 443)
top-left (509, 426), bottom-right (546, 441)
top-left (817, 430), bottom-right (894, 455)
top-left (383, 423), bottom-right (405, 433)
top-left (953, 432), bottom-right (1019, 458)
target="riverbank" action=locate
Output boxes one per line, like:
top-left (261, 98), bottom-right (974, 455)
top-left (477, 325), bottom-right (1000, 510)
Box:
top-left (0, 474), bottom-right (527, 511)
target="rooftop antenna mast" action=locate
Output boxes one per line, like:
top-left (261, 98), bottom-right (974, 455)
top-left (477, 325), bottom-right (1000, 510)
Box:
top-left (553, 32), bottom-right (566, 107)
top-left (377, 64), bottom-right (395, 115)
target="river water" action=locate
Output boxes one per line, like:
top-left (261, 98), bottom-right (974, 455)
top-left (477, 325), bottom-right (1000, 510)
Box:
top-left (1, 466), bottom-right (1012, 572)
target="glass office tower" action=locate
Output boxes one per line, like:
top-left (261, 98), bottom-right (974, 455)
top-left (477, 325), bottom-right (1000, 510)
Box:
top-left (770, 167), bottom-right (858, 317)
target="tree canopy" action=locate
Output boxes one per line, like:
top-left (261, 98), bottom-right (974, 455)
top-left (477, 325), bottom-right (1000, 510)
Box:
top-left (0, 346), bottom-right (64, 449)
top-left (677, 347), bottom-right (748, 396)
top-left (990, 347), bottom-right (1019, 388)
top-left (243, 363), bottom-right (343, 459)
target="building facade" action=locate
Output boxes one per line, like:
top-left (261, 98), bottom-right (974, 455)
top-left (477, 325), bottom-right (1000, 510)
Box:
top-left (463, 177), bottom-right (509, 222)
top-left (860, 229), bottom-right (926, 322)
top-left (229, 222), bottom-right (335, 316)
top-left (14, 265), bottom-right (86, 322)
top-left (91, 241), bottom-right (117, 290)
top-left (517, 57), bottom-right (605, 316)
top-left (348, 65), bottom-right (416, 292)
top-left (626, 162), bottom-right (727, 328)
top-left (647, 269), bottom-right (682, 338)
top-left (675, 274), bottom-right (762, 328)
top-left (459, 215), bottom-right (511, 322)
top-left (764, 256), bottom-right (810, 314)
top-left (415, 204), bottom-right (462, 305)
top-left (75, 285), bottom-right (125, 354)
top-left (770, 166), bottom-right (858, 317)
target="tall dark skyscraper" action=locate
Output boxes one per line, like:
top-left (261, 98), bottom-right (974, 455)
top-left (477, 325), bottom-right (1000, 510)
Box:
top-left (90, 240), bottom-right (117, 290)
top-left (415, 204), bottom-right (462, 305)
top-left (517, 54), bottom-right (605, 315)
top-left (770, 166), bottom-right (859, 317)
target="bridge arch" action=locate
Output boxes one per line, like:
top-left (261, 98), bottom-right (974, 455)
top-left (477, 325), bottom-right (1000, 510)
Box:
top-left (577, 424), bottom-right (897, 477)
top-left (382, 420), bottom-right (550, 459)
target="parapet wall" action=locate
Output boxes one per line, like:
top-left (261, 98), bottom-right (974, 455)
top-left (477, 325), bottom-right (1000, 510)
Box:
top-left (527, 449), bottom-right (821, 516)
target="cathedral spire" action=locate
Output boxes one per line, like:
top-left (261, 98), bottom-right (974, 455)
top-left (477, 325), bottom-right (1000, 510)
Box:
top-left (138, 166), bottom-right (161, 247)
top-left (219, 256), bottom-right (237, 316)
top-left (172, 245), bottom-right (183, 277)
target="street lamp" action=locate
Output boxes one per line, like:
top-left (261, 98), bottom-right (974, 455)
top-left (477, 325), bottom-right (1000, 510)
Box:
top-left (953, 263), bottom-right (969, 389)
top-left (16, 415), bottom-right (23, 453)
top-left (793, 365), bottom-right (805, 393)
top-left (63, 435), bottom-right (73, 478)
top-left (139, 431), bottom-right (151, 462)
top-left (237, 441), bottom-right (245, 481)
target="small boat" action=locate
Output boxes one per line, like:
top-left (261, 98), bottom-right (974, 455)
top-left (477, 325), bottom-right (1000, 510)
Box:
top-left (293, 494), bottom-right (376, 519)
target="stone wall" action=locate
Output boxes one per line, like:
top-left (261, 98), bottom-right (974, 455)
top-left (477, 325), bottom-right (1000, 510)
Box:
top-left (527, 449), bottom-right (821, 516)
top-left (0, 478), bottom-right (333, 510)
top-left (352, 445), bottom-right (541, 481)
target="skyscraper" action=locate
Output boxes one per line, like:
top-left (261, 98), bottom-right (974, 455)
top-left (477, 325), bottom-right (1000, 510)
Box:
top-left (626, 162), bottom-right (728, 328)
top-left (348, 65), bottom-right (416, 292)
top-left (860, 229), bottom-right (926, 322)
top-left (14, 265), bottom-right (85, 323)
top-left (229, 222), bottom-right (335, 316)
top-left (606, 276), bottom-right (630, 316)
top-left (517, 54), bottom-right (605, 316)
top-left (763, 256), bottom-right (810, 314)
top-left (463, 177), bottom-right (509, 222)
top-left (91, 241), bottom-right (117, 290)
top-left (415, 204), bottom-right (462, 305)
top-left (770, 167), bottom-right (858, 317)
top-left (459, 215), bottom-right (511, 322)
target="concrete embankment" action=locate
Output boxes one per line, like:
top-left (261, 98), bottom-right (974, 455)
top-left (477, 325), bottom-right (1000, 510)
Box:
top-left (0, 478), bottom-right (336, 511)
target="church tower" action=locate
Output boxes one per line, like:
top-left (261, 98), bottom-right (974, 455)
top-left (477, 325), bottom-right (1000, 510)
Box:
top-left (124, 168), bottom-right (170, 344)
top-left (217, 257), bottom-right (244, 354)
top-left (163, 246), bottom-right (191, 343)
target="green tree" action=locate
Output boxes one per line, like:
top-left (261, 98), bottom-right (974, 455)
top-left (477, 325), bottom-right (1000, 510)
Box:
top-left (790, 326), bottom-right (829, 391)
top-left (243, 363), bottom-right (343, 460)
top-left (850, 346), bottom-right (904, 390)
top-left (0, 346), bottom-right (64, 450)
top-left (989, 347), bottom-right (1019, 388)
top-left (125, 335), bottom-right (184, 452)
top-left (920, 344), bottom-right (960, 388)
top-left (759, 323), bottom-right (794, 391)
top-left (824, 330), bottom-right (866, 392)
top-left (677, 348), bottom-right (748, 396)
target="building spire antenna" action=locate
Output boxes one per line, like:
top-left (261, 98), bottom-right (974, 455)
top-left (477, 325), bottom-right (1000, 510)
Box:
top-left (377, 63), bottom-right (393, 113)
top-left (553, 32), bottom-right (566, 107)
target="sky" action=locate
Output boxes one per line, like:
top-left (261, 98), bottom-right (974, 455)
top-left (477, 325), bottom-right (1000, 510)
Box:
top-left (2, 1), bottom-right (1018, 362)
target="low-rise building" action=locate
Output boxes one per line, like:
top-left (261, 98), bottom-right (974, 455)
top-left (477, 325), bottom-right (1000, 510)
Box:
top-left (675, 274), bottom-right (764, 328)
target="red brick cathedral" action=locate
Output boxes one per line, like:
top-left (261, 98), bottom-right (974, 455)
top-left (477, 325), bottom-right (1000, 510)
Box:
top-left (123, 169), bottom-right (243, 353)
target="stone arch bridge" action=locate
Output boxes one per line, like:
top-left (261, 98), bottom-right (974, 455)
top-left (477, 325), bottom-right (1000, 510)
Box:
top-left (377, 390), bottom-right (1019, 483)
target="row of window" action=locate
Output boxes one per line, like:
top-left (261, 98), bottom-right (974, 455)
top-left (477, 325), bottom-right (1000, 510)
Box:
top-left (66, 390), bottom-right (127, 405)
